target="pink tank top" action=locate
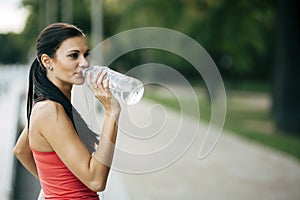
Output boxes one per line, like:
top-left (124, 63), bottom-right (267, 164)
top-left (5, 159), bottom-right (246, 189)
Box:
top-left (31, 147), bottom-right (99, 200)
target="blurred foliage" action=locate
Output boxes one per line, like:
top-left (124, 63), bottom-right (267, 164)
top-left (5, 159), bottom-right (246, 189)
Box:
top-left (1, 0), bottom-right (275, 81)
top-left (0, 33), bottom-right (27, 64)
top-left (105, 0), bottom-right (276, 80)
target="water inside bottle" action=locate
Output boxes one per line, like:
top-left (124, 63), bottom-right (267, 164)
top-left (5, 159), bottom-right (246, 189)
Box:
top-left (122, 84), bottom-right (144, 105)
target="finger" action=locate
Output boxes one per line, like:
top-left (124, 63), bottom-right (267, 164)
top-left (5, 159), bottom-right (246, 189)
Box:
top-left (94, 69), bottom-right (102, 82)
top-left (96, 71), bottom-right (107, 89)
top-left (86, 71), bottom-right (95, 90)
top-left (86, 69), bottom-right (101, 90)
top-left (103, 78), bottom-right (110, 90)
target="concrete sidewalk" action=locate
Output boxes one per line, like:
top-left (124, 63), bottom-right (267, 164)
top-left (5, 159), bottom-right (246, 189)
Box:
top-left (110, 100), bottom-right (300, 200)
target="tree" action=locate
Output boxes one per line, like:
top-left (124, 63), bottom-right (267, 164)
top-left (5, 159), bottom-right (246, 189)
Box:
top-left (273, 0), bottom-right (300, 134)
top-left (0, 33), bottom-right (27, 64)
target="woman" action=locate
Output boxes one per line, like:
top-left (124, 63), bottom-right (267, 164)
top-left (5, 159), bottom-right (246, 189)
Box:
top-left (13, 22), bottom-right (120, 199)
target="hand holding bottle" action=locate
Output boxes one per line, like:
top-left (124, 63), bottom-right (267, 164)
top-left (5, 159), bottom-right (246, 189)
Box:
top-left (86, 68), bottom-right (121, 118)
top-left (83, 66), bottom-right (144, 105)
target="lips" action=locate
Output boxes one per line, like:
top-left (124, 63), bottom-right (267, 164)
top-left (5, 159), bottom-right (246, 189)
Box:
top-left (75, 71), bottom-right (83, 76)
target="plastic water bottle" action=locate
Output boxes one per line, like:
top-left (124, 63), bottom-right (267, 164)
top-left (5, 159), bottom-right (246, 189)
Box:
top-left (83, 66), bottom-right (144, 105)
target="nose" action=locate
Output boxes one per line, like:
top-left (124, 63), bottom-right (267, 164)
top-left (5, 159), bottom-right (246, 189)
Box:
top-left (79, 57), bottom-right (89, 68)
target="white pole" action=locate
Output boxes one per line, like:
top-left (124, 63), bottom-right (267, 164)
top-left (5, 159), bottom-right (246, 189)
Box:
top-left (45, 0), bottom-right (57, 25)
top-left (39, 0), bottom-right (45, 30)
top-left (61, 0), bottom-right (73, 23)
top-left (91, 0), bottom-right (103, 65)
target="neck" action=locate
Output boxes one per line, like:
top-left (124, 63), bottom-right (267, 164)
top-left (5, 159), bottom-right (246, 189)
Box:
top-left (47, 74), bottom-right (72, 101)
top-left (57, 84), bottom-right (72, 101)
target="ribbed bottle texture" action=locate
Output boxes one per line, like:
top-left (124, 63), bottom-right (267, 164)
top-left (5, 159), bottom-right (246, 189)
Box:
top-left (83, 66), bottom-right (144, 105)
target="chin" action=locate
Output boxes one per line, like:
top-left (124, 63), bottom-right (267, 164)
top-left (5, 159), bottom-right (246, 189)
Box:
top-left (73, 77), bottom-right (85, 85)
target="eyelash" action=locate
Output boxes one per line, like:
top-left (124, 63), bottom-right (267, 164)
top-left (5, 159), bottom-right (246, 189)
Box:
top-left (69, 53), bottom-right (78, 59)
top-left (69, 52), bottom-right (89, 59)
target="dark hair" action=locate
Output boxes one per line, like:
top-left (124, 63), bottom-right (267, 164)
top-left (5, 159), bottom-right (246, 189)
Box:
top-left (27, 23), bottom-right (98, 153)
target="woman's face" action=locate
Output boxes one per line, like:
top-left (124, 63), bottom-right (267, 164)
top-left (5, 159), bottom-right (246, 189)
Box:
top-left (49, 36), bottom-right (90, 86)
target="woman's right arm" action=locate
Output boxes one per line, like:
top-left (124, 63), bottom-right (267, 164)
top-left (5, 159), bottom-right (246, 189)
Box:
top-left (13, 127), bottom-right (39, 179)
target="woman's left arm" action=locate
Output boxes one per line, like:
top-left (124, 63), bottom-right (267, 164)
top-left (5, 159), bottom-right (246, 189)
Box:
top-left (13, 126), bottom-right (39, 179)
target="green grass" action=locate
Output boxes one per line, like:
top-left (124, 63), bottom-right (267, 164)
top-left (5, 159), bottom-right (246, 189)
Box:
top-left (145, 87), bottom-right (300, 161)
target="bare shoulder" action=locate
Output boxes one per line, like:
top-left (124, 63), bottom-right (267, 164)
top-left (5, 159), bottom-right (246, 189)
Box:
top-left (30, 100), bottom-right (70, 131)
top-left (29, 100), bottom-right (71, 151)
top-left (32, 100), bottom-right (64, 120)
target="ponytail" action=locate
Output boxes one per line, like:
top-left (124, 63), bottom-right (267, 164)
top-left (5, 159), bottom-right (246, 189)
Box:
top-left (26, 58), bottom-right (39, 129)
top-left (26, 57), bottom-right (74, 127)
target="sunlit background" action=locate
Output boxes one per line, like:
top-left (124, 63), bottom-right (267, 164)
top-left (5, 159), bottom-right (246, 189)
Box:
top-left (1, 0), bottom-right (299, 200)
top-left (0, 0), bottom-right (29, 34)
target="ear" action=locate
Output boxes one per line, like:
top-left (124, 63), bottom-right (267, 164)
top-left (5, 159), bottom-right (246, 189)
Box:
top-left (40, 54), bottom-right (53, 69)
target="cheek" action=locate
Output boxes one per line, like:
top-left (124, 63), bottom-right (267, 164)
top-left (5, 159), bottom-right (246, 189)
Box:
top-left (55, 60), bottom-right (74, 74)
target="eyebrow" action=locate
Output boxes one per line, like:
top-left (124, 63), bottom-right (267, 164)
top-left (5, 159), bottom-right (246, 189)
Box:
top-left (67, 49), bottom-right (90, 53)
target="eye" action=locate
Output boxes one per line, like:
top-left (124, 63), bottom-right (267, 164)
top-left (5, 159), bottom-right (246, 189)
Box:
top-left (84, 52), bottom-right (90, 58)
top-left (69, 53), bottom-right (78, 59)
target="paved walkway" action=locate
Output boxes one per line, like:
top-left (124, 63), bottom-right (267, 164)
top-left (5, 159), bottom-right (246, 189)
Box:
top-left (108, 100), bottom-right (300, 200)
